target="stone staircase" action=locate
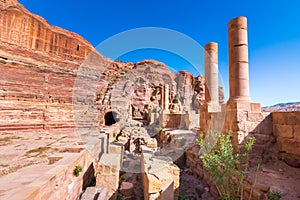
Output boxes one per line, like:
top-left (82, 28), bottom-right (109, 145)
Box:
top-left (80, 186), bottom-right (108, 200)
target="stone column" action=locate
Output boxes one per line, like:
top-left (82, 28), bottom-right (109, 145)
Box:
top-left (159, 86), bottom-right (164, 109)
top-left (228, 16), bottom-right (251, 102)
top-left (164, 84), bottom-right (170, 113)
top-left (204, 42), bottom-right (219, 106)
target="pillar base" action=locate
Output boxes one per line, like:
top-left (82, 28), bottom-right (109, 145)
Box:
top-left (224, 101), bottom-right (263, 150)
top-left (200, 104), bottom-right (221, 113)
top-left (228, 96), bottom-right (251, 104)
top-left (226, 101), bottom-right (261, 113)
top-left (199, 104), bottom-right (226, 133)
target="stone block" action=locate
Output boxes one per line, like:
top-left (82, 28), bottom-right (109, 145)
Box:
top-left (229, 45), bottom-right (248, 63)
top-left (247, 113), bottom-right (264, 122)
top-left (97, 187), bottom-right (108, 200)
top-left (250, 103), bottom-right (261, 113)
top-left (273, 124), bottom-right (293, 138)
top-left (147, 173), bottom-right (161, 193)
top-left (48, 154), bottom-right (64, 164)
top-left (277, 138), bottom-right (300, 156)
top-left (228, 28), bottom-right (248, 46)
top-left (295, 112), bottom-right (300, 124)
top-left (227, 101), bottom-right (251, 112)
top-left (81, 187), bottom-right (98, 200)
top-left (294, 125), bottom-right (300, 141)
top-left (257, 122), bottom-right (273, 135)
top-left (108, 143), bottom-right (123, 154)
top-left (272, 112), bottom-right (296, 125)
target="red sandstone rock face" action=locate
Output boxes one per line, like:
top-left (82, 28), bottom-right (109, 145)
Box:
top-left (177, 70), bottom-right (194, 86)
top-left (0, 0), bottom-right (114, 132)
top-left (0, 0), bottom-right (224, 132)
top-left (0, 0), bottom-right (93, 61)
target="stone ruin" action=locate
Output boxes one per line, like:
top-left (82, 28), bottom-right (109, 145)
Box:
top-left (0, 1), bottom-right (299, 200)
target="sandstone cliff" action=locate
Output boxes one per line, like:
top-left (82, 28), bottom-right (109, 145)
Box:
top-left (0, 0), bottom-right (224, 133)
top-left (0, 0), bottom-right (92, 60)
top-left (0, 0), bottom-right (112, 132)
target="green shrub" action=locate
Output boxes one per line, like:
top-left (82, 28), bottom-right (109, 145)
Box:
top-left (73, 166), bottom-right (82, 177)
top-left (173, 97), bottom-right (179, 103)
top-left (197, 131), bottom-right (255, 200)
top-left (268, 191), bottom-right (281, 200)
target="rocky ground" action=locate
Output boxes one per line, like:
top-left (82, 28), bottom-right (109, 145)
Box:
top-left (0, 130), bottom-right (82, 177)
top-left (249, 159), bottom-right (300, 200)
top-left (179, 169), bottom-right (214, 200)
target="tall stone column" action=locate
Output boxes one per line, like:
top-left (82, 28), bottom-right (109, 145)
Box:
top-left (164, 84), bottom-right (169, 113)
top-left (228, 16), bottom-right (251, 102)
top-left (204, 42), bottom-right (219, 107)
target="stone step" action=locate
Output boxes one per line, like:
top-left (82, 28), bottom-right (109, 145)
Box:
top-left (80, 186), bottom-right (108, 200)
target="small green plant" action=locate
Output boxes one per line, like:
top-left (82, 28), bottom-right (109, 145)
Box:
top-left (113, 133), bottom-right (117, 138)
top-left (197, 131), bottom-right (255, 200)
top-left (73, 166), bottom-right (82, 177)
top-left (152, 88), bottom-right (159, 95)
top-left (173, 97), bottom-right (179, 103)
top-left (113, 139), bottom-right (119, 142)
top-left (267, 191), bottom-right (281, 200)
top-left (156, 126), bottom-right (165, 132)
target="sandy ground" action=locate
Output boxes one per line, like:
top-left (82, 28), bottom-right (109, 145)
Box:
top-left (0, 130), bottom-right (299, 200)
top-left (250, 159), bottom-right (300, 200)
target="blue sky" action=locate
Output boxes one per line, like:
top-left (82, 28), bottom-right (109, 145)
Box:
top-left (19, 0), bottom-right (300, 106)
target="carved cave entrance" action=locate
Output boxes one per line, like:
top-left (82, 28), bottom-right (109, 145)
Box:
top-left (104, 111), bottom-right (118, 126)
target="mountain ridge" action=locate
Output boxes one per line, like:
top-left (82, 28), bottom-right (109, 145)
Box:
top-left (262, 101), bottom-right (300, 112)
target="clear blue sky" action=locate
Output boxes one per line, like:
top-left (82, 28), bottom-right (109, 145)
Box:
top-left (19, 0), bottom-right (300, 106)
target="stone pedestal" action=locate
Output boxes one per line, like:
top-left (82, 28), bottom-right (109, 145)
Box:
top-left (199, 104), bottom-right (224, 134)
top-left (223, 102), bottom-right (263, 149)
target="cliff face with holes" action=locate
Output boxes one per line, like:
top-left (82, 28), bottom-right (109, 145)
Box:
top-left (0, 0), bottom-right (113, 132)
top-left (0, 0), bottom-right (223, 133)
top-left (0, 0), bottom-right (92, 60)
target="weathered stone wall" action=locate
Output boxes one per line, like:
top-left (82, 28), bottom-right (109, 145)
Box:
top-left (0, 148), bottom-right (98, 200)
top-left (273, 112), bottom-right (300, 166)
top-left (186, 144), bottom-right (219, 198)
top-left (222, 102), bottom-right (264, 149)
top-left (159, 113), bottom-right (189, 129)
top-left (96, 154), bottom-right (121, 197)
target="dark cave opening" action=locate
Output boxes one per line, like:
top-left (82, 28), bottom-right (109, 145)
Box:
top-left (104, 111), bottom-right (118, 126)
